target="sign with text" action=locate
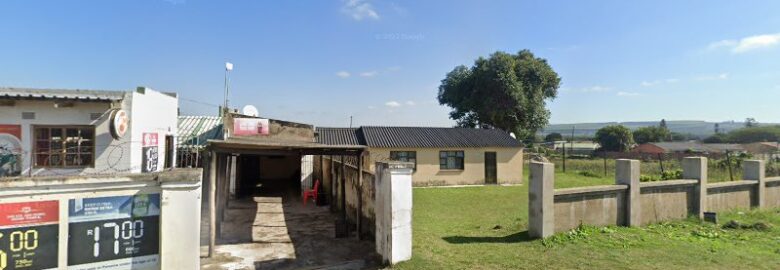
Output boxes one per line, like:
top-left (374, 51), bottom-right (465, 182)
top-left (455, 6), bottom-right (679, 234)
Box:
top-left (0, 200), bottom-right (59, 270)
top-left (233, 118), bottom-right (270, 136)
top-left (68, 194), bottom-right (161, 270)
top-left (141, 133), bottom-right (159, 173)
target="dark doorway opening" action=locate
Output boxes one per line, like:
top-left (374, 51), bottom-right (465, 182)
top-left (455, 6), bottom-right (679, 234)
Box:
top-left (164, 135), bottom-right (174, 168)
top-left (485, 152), bottom-right (497, 184)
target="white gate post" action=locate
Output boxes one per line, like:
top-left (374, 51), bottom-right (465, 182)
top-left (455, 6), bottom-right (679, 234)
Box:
top-left (375, 162), bottom-right (413, 264)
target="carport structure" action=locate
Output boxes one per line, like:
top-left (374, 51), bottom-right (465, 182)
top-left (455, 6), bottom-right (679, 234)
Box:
top-left (203, 136), bottom-right (371, 264)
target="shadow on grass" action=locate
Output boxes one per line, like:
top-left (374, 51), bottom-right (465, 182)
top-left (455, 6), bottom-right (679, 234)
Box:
top-left (442, 231), bottom-right (533, 244)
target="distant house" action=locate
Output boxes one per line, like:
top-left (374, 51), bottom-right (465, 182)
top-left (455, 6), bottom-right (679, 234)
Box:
top-left (632, 142), bottom-right (745, 155)
top-left (742, 142), bottom-right (780, 161)
top-left (317, 126), bottom-right (523, 186)
top-left (175, 116), bottom-right (224, 167)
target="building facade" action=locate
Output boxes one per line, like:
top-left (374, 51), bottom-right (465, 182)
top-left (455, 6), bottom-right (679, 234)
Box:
top-left (0, 87), bottom-right (178, 177)
top-left (317, 126), bottom-right (524, 186)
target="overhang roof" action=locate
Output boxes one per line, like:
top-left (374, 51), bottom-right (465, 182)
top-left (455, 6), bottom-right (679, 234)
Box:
top-left (177, 116), bottom-right (224, 147)
top-left (0, 87), bottom-right (125, 102)
top-left (207, 137), bottom-right (366, 156)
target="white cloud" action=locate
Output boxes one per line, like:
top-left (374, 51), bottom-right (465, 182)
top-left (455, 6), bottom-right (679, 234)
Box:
top-left (581, 86), bottom-right (610, 92)
top-left (617, 91), bottom-right (640, 97)
top-left (707, 33), bottom-right (780, 53)
top-left (641, 78), bottom-right (679, 87)
top-left (695, 73), bottom-right (729, 81)
top-left (405, 101), bottom-right (415, 106)
top-left (368, 105), bottom-right (376, 110)
top-left (342, 0), bottom-right (379, 21)
top-left (360, 71), bottom-right (378, 77)
top-left (336, 71), bottom-right (351, 78)
top-left (385, 101), bottom-right (401, 107)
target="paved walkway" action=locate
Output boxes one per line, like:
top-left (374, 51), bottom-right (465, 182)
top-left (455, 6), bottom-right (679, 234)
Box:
top-left (200, 194), bottom-right (380, 270)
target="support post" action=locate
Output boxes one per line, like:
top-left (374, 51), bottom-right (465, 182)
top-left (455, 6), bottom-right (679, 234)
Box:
top-left (743, 160), bottom-right (766, 208)
top-left (320, 154), bottom-right (325, 204)
top-left (616, 159), bottom-right (641, 226)
top-left (683, 157), bottom-right (708, 219)
top-left (529, 161), bottom-right (554, 238)
top-left (208, 151), bottom-right (217, 257)
top-left (357, 151), bottom-right (363, 239)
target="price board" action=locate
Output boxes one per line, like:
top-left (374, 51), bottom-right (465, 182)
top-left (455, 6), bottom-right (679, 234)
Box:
top-left (141, 133), bottom-right (159, 173)
top-left (67, 194), bottom-right (160, 270)
top-left (0, 200), bottom-right (59, 270)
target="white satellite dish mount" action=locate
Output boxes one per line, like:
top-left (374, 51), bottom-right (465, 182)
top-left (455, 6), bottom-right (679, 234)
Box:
top-left (242, 105), bottom-right (259, 117)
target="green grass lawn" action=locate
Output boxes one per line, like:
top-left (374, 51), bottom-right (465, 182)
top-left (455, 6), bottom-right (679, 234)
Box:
top-left (394, 175), bottom-right (780, 269)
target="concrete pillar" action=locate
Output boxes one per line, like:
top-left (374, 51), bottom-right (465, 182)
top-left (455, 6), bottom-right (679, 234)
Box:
top-left (615, 159), bottom-right (641, 226)
top-left (683, 157), bottom-right (708, 219)
top-left (375, 162), bottom-right (413, 265)
top-left (208, 151), bottom-right (217, 257)
top-left (743, 160), bottom-right (766, 208)
top-left (529, 161), bottom-right (554, 239)
top-left (160, 170), bottom-right (203, 269)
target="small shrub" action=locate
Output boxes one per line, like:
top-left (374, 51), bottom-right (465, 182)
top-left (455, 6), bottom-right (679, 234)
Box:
top-left (640, 175), bottom-right (660, 182)
top-left (577, 170), bottom-right (601, 178)
top-left (660, 169), bottom-right (683, 180)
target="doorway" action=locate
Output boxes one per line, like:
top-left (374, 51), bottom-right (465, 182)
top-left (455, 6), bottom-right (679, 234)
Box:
top-left (484, 152), bottom-right (497, 184)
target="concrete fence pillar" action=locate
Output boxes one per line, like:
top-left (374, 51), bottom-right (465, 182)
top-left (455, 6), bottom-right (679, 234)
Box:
top-left (159, 170), bottom-right (203, 269)
top-left (375, 162), bottom-right (413, 264)
top-left (743, 160), bottom-right (766, 208)
top-left (529, 161), bottom-right (554, 239)
top-left (616, 159), bottom-right (640, 226)
top-left (682, 157), bottom-right (708, 219)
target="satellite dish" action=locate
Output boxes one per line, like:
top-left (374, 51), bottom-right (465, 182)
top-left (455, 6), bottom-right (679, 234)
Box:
top-left (242, 105), bottom-right (259, 117)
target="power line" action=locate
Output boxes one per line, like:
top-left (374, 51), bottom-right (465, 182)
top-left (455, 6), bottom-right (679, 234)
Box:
top-left (179, 97), bottom-right (220, 108)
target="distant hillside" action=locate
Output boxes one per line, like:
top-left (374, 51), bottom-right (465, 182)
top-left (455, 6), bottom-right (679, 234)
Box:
top-left (540, 121), bottom-right (779, 138)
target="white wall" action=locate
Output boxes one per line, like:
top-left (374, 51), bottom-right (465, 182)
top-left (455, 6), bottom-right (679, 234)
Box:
top-left (128, 88), bottom-right (179, 173)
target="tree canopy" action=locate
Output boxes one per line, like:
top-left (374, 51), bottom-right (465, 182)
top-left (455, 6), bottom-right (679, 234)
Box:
top-left (633, 126), bottom-right (671, 144)
top-left (595, 125), bottom-right (634, 152)
top-left (438, 50), bottom-right (561, 141)
top-left (544, 132), bottom-right (563, 142)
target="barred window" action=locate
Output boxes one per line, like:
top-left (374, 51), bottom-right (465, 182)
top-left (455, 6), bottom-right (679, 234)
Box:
top-left (34, 126), bottom-right (95, 168)
top-left (439, 151), bottom-right (464, 170)
top-left (390, 151), bottom-right (416, 170)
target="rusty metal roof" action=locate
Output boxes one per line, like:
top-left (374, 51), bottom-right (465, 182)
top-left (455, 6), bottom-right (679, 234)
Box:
top-left (0, 87), bottom-right (125, 101)
top-left (177, 116), bottom-right (224, 147)
top-left (317, 126), bottom-right (522, 148)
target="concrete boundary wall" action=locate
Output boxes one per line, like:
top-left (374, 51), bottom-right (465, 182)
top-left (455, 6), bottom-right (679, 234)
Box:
top-left (0, 169), bottom-right (202, 269)
top-left (529, 158), bottom-right (778, 238)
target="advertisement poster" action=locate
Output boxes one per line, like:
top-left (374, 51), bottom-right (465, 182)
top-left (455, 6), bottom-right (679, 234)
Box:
top-left (0, 125), bottom-right (22, 177)
top-left (68, 194), bottom-right (161, 270)
top-left (233, 118), bottom-right (270, 136)
top-left (0, 200), bottom-right (59, 270)
top-left (141, 133), bottom-right (158, 173)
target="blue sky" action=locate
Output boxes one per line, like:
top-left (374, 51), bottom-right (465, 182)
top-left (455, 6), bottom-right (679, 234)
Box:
top-left (1, 1), bottom-right (779, 127)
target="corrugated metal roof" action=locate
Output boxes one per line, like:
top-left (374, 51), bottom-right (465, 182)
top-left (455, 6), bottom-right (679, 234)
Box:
top-left (177, 116), bottom-right (223, 147)
top-left (0, 87), bottom-right (125, 101)
top-left (315, 127), bottom-right (363, 145)
top-left (317, 126), bottom-right (522, 148)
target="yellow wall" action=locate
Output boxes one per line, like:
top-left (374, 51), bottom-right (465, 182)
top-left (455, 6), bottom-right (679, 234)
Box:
top-left (368, 147), bottom-right (523, 186)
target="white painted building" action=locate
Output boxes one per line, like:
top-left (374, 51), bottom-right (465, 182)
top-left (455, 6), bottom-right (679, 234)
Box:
top-left (0, 87), bottom-right (178, 177)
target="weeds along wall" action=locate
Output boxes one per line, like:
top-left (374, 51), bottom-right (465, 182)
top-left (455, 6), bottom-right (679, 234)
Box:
top-left (529, 157), bottom-right (780, 238)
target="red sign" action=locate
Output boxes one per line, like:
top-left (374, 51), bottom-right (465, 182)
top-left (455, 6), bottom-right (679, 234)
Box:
top-left (0, 201), bottom-right (59, 227)
top-left (0, 125), bottom-right (21, 139)
top-left (233, 118), bottom-right (270, 136)
top-left (142, 132), bottom-right (158, 147)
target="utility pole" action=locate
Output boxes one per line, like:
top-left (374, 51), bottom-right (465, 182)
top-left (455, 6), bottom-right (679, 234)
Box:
top-left (223, 62), bottom-right (234, 112)
top-left (349, 116), bottom-right (353, 128)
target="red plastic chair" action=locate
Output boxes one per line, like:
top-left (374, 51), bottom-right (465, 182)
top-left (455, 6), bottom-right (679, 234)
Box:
top-left (303, 179), bottom-right (320, 206)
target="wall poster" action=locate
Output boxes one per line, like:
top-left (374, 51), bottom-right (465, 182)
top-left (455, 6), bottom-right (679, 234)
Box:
top-left (0, 200), bottom-right (59, 270)
top-left (67, 194), bottom-right (161, 270)
top-left (232, 118), bottom-right (270, 136)
top-left (0, 125), bottom-right (22, 177)
top-left (141, 133), bottom-right (158, 173)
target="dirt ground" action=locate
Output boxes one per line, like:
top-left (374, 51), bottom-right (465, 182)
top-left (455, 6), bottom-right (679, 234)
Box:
top-left (199, 187), bottom-right (381, 270)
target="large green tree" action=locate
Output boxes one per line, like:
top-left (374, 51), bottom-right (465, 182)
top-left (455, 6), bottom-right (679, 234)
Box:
top-left (633, 126), bottom-right (671, 144)
top-left (595, 125), bottom-right (634, 152)
top-left (437, 50), bottom-right (561, 141)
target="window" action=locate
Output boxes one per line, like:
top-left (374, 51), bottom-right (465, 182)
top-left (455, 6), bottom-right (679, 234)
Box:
top-left (439, 151), bottom-right (464, 170)
top-left (390, 151), bottom-right (417, 170)
top-left (34, 126), bottom-right (95, 168)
